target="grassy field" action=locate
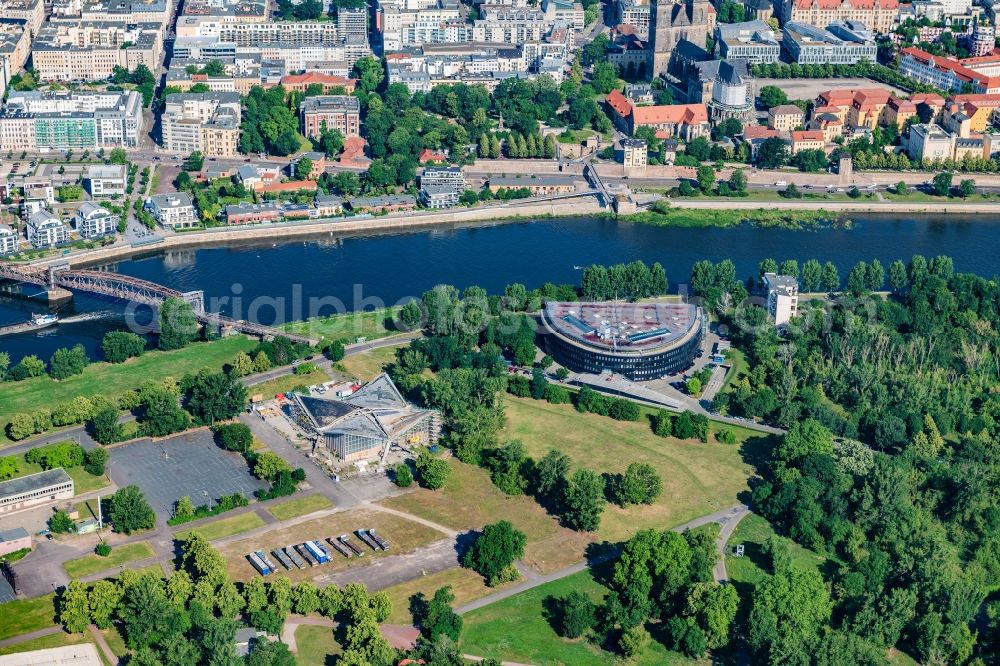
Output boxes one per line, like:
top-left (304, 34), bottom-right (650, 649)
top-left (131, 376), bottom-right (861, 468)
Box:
top-left (63, 541), bottom-right (155, 578)
top-left (217, 508), bottom-right (443, 582)
top-left (249, 368), bottom-right (331, 400)
top-left (174, 511), bottom-right (266, 542)
top-left (6, 451), bottom-right (110, 496)
top-left (381, 459), bottom-right (589, 573)
top-left (382, 566), bottom-right (494, 624)
top-left (724, 513), bottom-right (830, 590)
top-left (503, 397), bottom-right (763, 543)
top-left (0, 337), bottom-right (255, 444)
top-left (337, 345), bottom-right (400, 382)
top-left (281, 307), bottom-right (403, 345)
top-left (294, 624), bottom-right (342, 665)
top-left (0, 594), bottom-right (58, 640)
top-left (101, 627), bottom-right (129, 659)
top-left (267, 494), bottom-right (332, 521)
top-left (460, 568), bottom-right (702, 666)
top-left (0, 632), bottom-right (108, 664)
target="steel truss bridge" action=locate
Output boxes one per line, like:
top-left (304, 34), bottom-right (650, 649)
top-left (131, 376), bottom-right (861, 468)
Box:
top-left (0, 263), bottom-right (317, 345)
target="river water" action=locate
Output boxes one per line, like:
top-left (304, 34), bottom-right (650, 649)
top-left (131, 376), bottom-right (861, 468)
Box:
top-left (1, 214), bottom-right (997, 363)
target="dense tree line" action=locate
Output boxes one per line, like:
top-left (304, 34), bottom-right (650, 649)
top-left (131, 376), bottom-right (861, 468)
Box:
top-left (708, 254), bottom-right (1000, 663)
top-left (580, 261), bottom-right (668, 301)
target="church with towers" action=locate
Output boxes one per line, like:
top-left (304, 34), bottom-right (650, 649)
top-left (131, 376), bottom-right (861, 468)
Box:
top-left (649, 0), bottom-right (715, 79)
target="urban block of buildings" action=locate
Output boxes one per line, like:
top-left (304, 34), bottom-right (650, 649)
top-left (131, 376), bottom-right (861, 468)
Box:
top-left (31, 21), bottom-right (163, 82)
top-left (606, 88), bottom-right (710, 138)
top-left (782, 20), bottom-right (877, 65)
top-left (0, 90), bottom-right (143, 151)
top-left (161, 92), bottom-right (242, 158)
top-left (715, 20), bottom-right (779, 64)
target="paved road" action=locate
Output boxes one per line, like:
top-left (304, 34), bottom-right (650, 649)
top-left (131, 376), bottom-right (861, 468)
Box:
top-left (454, 503), bottom-right (750, 615)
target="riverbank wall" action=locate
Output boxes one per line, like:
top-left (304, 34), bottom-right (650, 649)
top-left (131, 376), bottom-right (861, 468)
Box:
top-left (36, 196), bottom-right (606, 269)
top-left (667, 199), bottom-right (1000, 214)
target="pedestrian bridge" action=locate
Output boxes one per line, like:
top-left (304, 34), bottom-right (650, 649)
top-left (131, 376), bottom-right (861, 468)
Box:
top-left (0, 262), bottom-right (318, 345)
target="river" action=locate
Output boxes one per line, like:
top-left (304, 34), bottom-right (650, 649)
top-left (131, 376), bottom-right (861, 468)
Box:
top-left (1, 214), bottom-right (998, 363)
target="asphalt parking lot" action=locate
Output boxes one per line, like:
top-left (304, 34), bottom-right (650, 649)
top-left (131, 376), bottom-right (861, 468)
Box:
top-left (107, 430), bottom-right (269, 516)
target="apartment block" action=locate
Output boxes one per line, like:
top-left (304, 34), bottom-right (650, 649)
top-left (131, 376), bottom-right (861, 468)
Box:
top-left (161, 92), bottom-right (241, 158)
top-left (50, 0), bottom-right (172, 25)
top-left (85, 164), bottom-right (127, 197)
top-left (31, 21), bottom-right (163, 82)
top-left (0, 22), bottom-right (31, 100)
top-left (300, 95), bottom-right (361, 139)
top-left (898, 47), bottom-right (1000, 94)
top-left (0, 0), bottom-right (44, 37)
top-left (0, 90), bottom-right (143, 150)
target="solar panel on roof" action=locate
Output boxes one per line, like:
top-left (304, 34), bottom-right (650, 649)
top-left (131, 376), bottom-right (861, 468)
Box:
top-left (562, 314), bottom-right (594, 333)
top-left (628, 327), bottom-right (670, 343)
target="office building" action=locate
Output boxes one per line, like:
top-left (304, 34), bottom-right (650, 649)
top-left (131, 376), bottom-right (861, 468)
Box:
top-left (715, 20), bottom-right (779, 64)
top-left (780, 0), bottom-right (899, 34)
top-left (899, 46), bottom-right (1000, 94)
top-left (782, 20), bottom-right (876, 65)
top-left (0, 90), bottom-right (143, 151)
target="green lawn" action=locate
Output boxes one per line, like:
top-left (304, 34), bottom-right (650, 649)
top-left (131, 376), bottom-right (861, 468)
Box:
top-left (249, 368), bottom-right (330, 400)
top-left (337, 345), bottom-right (400, 382)
top-left (503, 397), bottom-right (767, 543)
top-left (281, 307), bottom-right (403, 344)
top-left (0, 632), bottom-right (108, 665)
top-left (63, 541), bottom-right (155, 579)
top-left (555, 128), bottom-right (596, 144)
top-left (294, 624), bottom-right (342, 665)
top-left (460, 568), bottom-right (702, 666)
top-left (0, 593), bottom-right (59, 640)
top-left (101, 626), bottom-right (129, 659)
top-left (0, 337), bottom-right (256, 445)
top-left (724, 512), bottom-right (830, 590)
top-left (174, 511), bottom-right (266, 542)
top-left (267, 494), bottom-right (332, 521)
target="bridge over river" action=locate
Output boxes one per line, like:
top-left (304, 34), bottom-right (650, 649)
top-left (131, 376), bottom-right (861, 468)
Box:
top-left (0, 262), bottom-right (318, 346)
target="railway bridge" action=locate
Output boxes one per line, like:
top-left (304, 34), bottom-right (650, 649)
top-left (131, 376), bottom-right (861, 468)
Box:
top-left (0, 262), bottom-right (318, 345)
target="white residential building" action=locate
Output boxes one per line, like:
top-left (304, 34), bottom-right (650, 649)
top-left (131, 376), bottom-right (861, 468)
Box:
top-left (764, 272), bottom-right (799, 328)
top-left (146, 193), bottom-right (198, 229)
top-left (73, 202), bottom-right (118, 238)
top-left (85, 164), bottom-right (127, 197)
top-left (26, 210), bottom-right (69, 247)
top-left (0, 224), bottom-right (19, 254)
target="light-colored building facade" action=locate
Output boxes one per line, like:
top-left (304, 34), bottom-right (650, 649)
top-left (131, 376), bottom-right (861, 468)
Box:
top-left (146, 193), bottom-right (198, 228)
top-left (899, 47), bottom-right (1000, 94)
top-left (715, 20), bottom-right (779, 64)
top-left (769, 104), bottom-right (806, 130)
top-left (0, 224), bottom-right (19, 254)
top-left (790, 129), bottom-right (826, 153)
top-left (764, 272), bottom-right (798, 327)
top-left (26, 210), bottom-right (69, 247)
top-left (622, 138), bottom-right (648, 167)
top-left (0, 90), bottom-right (144, 151)
top-left (85, 164), bottom-right (127, 197)
top-left (781, 0), bottom-right (899, 35)
top-left (161, 92), bottom-right (241, 157)
top-left (73, 202), bottom-right (118, 238)
top-left (0, 0), bottom-right (44, 38)
top-left (31, 21), bottom-right (163, 82)
top-left (783, 20), bottom-right (877, 65)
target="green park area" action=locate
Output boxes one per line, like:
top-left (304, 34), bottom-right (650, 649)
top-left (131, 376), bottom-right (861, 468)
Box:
top-left (503, 397), bottom-right (762, 542)
top-left (173, 511), bottom-right (266, 542)
top-left (294, 625), bottom-right (342, 665)
top-left (0, 336), bottom-right (255, 444)
top-left (281, 307), bottom-right (403, 345)
top-left (723, 513), bottom-right (829, 591)
top-left (459, 568), bottom-right (700, 666)
top-left (63, 541), bottom-right (155, 578)
top-left (382, 566), bottom-right (493, 625)
top-left (266, 493), bottom-right (332, 521)
top-left (0, 594), bottom-right (58, 641)
top-left (337, 344), bottom-right (400, 382)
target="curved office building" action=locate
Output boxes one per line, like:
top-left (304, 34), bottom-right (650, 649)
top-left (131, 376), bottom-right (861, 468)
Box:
top-left (541, 301), bottom-right (704, 380)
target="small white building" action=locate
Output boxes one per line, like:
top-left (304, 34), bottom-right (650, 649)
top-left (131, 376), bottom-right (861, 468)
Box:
top-left (146, 193), bottom-right (197, 229)
top-left (73, 202), bottom-right (118, 238)
top-left (0, 224), bottom-right (19, 254)
top-left (764, 272), bottom-right (799, 328)
top-left (622, 138), bottom-right (648, 168)
top-left (26, 209), bottom-right (69, 248)
top-left (86, 164), bottom-right (128, 198)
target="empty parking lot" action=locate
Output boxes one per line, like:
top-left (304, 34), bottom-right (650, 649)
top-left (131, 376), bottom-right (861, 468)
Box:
top-left (107, 430), bottom-right (268, 516)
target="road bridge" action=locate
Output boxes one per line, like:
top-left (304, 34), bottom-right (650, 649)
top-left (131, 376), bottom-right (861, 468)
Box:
top-left (0, 263), bottom-right (317, 345)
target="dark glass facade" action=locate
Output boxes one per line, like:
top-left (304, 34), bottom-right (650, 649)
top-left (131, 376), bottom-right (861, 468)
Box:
top-left (541, 313), bottom-right (704, 380)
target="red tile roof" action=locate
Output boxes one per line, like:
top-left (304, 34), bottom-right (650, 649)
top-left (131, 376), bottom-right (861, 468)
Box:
top-left (743, 125), bottom-right (780, 139)
top-left (632, 103), bottom-right (708, 126)
top-left (258, 180), bottom-right (318, 194)
top-left (418, 148), bottom-right (448, 164)
top-left (605, 89), bottom-right (632, 119)
top-left (901, 47), bottom-right (1000, 89)
top-left (280, 72), bottom-right (356, 91)
top-left (909, 92), bottom-right (946, 106)
top-left (791, 130), bottom-right (825, 142)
